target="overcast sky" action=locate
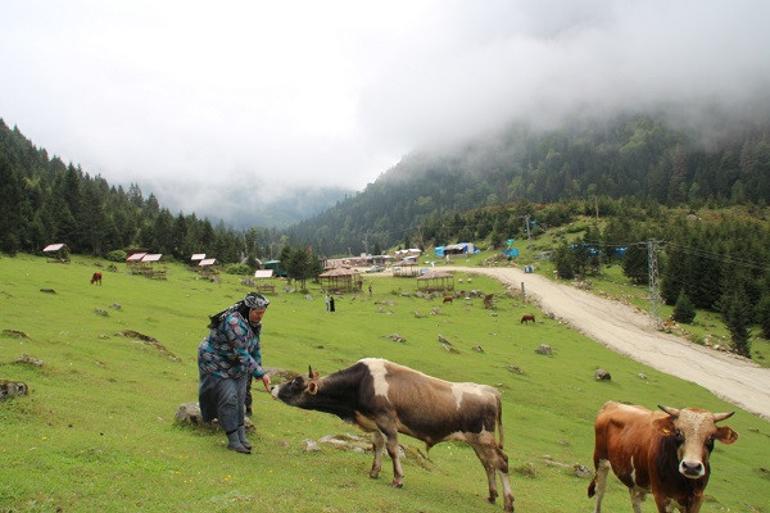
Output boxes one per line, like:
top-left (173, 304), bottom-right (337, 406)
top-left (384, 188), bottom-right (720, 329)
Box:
top-left (2, 0), bottom-right (769, 218)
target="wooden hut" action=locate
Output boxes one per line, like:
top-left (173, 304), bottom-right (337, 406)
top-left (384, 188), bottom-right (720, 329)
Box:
top-left (198, 258), bottom-right (218, 278)
top-left (319, 267), bottom-right (363, 293)
top-left (142, 254), bottom-right (166, 279)
top-left (126, 252), bottom-right (147, 274)
top-left (392, 259), bottom-right (419, 277)
top-left (253, 269), bottom-right (276, 294)
top-left (190, 253), bottom-right (206, 266)
top-left (416, 270), bottom-right (454, 292)
top-left (42, 243), bottom-right (70, 262)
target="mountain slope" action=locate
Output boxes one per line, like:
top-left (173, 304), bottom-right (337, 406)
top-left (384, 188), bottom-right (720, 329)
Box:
top-left (288, 114), bottom-right (770, 255)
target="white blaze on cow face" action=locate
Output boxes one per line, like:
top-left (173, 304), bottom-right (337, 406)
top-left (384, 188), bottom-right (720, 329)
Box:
top-left (361, 358), bottom-right (390, 400)
top-left (672, 409), bottom-right (717, 479)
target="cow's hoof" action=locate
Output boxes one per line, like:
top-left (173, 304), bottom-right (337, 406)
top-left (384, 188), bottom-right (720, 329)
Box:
top-left (504, 499), bottom-right (514, 513)
top-left (390, 480), bottom-right (403, 488)
top-left (369, 471), bottom-right (380, 479)
top-left (487, 496), bottom-right (497, 504)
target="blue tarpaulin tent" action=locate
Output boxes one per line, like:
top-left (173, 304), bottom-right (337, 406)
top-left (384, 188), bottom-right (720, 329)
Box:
top-left (502, 248), bottom-right (519, 258)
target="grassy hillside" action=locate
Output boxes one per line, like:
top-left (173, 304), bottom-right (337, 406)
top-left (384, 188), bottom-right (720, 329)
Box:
top-left (1, 254), bottom-right (769, 513)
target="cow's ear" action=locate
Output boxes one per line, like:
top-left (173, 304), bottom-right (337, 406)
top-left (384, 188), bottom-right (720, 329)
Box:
top-left (715, 426), bottom-right (738, 445)
top-left (307, 381), bottom-right (319, 395)
top-left (654, 416), bottom-right (675, 436)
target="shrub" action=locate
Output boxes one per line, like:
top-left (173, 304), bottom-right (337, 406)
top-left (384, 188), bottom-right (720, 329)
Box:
top-left (224, 263), bottom-right (251, 275)
top-left (105, 249), bottom-right (127, 262)
top-left (672, 291), bottom-right (696, 324)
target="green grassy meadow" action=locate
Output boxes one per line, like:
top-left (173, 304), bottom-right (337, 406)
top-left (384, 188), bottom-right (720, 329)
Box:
top-left (1, 254), bottom-right (769, 513)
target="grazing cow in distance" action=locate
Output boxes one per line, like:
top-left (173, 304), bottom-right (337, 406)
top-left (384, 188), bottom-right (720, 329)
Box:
top-left (90, 272), bottom-right (102, 285)
top-left (442, 295), bottom-right (454, 304)
top-left (520, 314), bottom-right (535, 324)
top-left (588, 401), bottom-right (738, 513)
top-left (272, 358), bottom-right (515, 512)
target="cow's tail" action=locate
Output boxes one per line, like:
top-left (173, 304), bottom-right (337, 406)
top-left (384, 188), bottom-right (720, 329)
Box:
top-left (495, 394), bottom-right (504, 450)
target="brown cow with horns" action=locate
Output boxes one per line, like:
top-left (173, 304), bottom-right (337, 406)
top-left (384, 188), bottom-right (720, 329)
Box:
top-left (588, 401), bottom-right (738, 513)
top-left (272, 358), bottom-right (515, 512)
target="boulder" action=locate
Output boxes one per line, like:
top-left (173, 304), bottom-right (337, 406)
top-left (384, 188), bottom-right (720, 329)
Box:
top-left (535, 344), bottom-right (553, 356)
top-left (594, 368), bottom-right (612, 381)
top-left (14, 354), bottom-right (44, 367)
top-left (472, 345), bottom-right (484, 353)
top-left (0, 380), bottom-right (28, 401)
top-left (174, 402), bottom-right (254, 431)
top-left (94, 308), bottom-right (109, 317)
top-left (574, 464), bottom-right (593, 479)
top-left (302, 439), bottom-right (321, 452)
top-left (39, 288), bottom-right (56, 294)
top-left (385, 333), bottom-right (407, 343)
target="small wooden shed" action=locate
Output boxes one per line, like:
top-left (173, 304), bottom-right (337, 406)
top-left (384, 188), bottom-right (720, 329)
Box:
top-left (416, 270), bottom-right (454, 292)
top-left (319, 267), bottom-right (363, 293)
top-left (42, 243), bottom-right (70, 262)
top-left (392, 259), bottom-right (419, 277)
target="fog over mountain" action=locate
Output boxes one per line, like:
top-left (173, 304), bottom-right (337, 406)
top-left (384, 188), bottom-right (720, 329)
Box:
top-left (1, 1), bottom-right (769, 226)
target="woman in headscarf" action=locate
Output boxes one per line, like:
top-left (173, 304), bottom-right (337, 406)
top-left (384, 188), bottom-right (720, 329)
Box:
top-left (197, 292), bottom-right (271, 454)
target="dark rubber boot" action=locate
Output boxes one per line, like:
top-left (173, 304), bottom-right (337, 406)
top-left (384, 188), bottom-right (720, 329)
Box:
top-left (238, 425), bottom-right (252, 451)
top-left (226, 430), bottom-right (250, 454)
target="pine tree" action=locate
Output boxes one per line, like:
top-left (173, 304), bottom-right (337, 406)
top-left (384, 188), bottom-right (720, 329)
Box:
top-left (672, 291), bottom-right (696, 324)
top-left (757, 293), bottom-right (770, 340)
top-left (554, 242), bottom-right (575, 280)
top-left (0, 156), bottom-right (25, 254)
top-left (720, 286), bottom-right (752, 358)
top-left (622, 244), bottom-right (649, 285)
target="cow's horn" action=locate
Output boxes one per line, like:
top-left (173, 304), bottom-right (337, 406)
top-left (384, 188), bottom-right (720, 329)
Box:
top-left (713, 411), bottom-right (735, 422)
top-left (308, 365), bottom-right (314, 379)
top-left (658, 405), bottom-right (680, 418)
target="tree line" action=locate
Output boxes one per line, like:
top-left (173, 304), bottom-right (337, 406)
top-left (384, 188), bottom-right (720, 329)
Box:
top-left (0, 119), bottom-right (284, 263)
top-left (289, 114), bottom-right (770, 254)
top-left (548, 204), bottom-right (770, 357)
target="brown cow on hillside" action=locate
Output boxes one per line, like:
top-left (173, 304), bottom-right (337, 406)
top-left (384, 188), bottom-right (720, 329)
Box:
top-left (90, 272), bottom-right (102, 285)
top-left (588, 401), bottom-right (738, 513)
top-left (272, 358), bottom-right (515, 512)
top-left (520, 314), bottom-right (535, 324)
top-left (442, 295), bottom-right (454, 304)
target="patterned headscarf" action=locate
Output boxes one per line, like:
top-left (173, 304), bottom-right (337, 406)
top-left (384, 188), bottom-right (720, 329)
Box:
top-left (208, 292), bottom-right (270, 328)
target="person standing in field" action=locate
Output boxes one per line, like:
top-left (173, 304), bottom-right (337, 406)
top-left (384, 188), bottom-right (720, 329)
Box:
top-left (197, 292), bottom-right (271, 454)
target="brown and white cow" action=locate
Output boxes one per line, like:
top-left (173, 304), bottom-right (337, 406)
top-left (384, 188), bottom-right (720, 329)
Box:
top-left (271, 358), bottom-right (514, 512)
top-left (588, 401), bottom-right (738, 513)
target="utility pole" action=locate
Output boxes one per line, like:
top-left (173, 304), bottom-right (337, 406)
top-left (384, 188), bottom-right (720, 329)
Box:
top-left (647, 239), bottom-right (662, 329)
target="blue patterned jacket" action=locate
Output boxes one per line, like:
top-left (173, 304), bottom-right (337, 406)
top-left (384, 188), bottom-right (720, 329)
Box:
top-left (197, 311), bottom-right (265, 379)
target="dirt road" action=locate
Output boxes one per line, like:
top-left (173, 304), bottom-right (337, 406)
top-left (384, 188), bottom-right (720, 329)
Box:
top-left (446, 266), bottom-right (770, 420)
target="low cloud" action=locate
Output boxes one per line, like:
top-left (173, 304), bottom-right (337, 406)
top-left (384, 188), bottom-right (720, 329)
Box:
top-left (1, 1), bottom-right (768, 218)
